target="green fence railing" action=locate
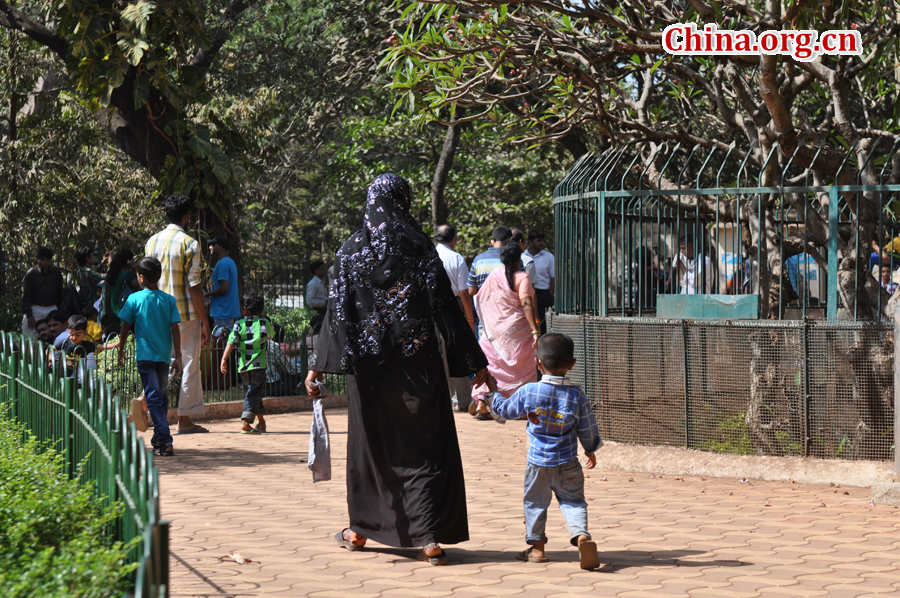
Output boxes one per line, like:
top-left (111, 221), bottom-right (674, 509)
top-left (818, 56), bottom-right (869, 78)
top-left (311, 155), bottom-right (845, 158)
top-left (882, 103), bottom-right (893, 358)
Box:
top-left (554, 140), bottom-right (900, 320)
top-left (0, 332), bottom-right (168, 598)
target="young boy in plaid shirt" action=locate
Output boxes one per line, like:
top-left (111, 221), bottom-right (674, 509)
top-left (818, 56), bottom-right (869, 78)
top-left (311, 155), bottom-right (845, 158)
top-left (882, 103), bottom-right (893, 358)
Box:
top-left (220, 290), bottom-right (269, 434)
top-left (491, 332), bottom-right (602, 570)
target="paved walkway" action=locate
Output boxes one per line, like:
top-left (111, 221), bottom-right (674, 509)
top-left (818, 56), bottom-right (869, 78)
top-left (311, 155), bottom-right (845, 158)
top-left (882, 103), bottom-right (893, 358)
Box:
top-left (150, 410), bottom-right (900, 597)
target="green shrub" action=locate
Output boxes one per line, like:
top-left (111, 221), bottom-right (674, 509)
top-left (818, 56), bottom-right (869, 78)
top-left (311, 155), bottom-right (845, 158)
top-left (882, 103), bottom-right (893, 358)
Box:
top-left (0, 413), bottom-right (136, 597)
top-left (267, 305), bottom-right (314, 343)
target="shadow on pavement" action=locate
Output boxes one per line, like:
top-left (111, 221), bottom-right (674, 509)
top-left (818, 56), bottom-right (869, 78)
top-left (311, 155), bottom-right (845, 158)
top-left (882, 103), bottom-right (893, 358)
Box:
top-left (340, 546), bottom-right (747, 571)
top-left (594, 549), bottom-right (747, 573)
top-left (154, 448), bottom-right (310, 470)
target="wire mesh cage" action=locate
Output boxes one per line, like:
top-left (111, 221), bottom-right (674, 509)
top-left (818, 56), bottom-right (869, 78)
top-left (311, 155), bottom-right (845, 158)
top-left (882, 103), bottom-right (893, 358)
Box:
top-left (548, 312), bottom-right (894, 461)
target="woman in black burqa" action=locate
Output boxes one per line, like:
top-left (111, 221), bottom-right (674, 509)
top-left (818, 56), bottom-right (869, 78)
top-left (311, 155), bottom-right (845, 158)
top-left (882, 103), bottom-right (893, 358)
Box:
top-left (305, 173), bottom-right (489, 565)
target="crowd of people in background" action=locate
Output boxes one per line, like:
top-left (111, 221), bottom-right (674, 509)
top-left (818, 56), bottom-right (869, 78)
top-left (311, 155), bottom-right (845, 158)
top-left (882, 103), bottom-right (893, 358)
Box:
top-left (18, 208), bottom-right (557, 433)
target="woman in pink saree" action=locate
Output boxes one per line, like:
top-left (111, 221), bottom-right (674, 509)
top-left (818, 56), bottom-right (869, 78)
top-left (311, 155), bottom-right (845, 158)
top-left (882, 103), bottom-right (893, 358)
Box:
top-left (471, 242), bottom-right (541, 419)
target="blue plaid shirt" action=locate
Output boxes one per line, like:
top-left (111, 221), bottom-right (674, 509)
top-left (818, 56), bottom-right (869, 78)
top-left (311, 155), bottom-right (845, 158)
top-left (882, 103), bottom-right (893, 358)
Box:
top-left (466, 247), bottom-right (503, 291)
top-left (493, 375), bottom-right (602, 467)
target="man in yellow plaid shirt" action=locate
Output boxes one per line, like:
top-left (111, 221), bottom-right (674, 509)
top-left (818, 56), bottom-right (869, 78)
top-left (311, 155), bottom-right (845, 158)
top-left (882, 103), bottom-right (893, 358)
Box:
top-left (145, 194), bottom-right (211, 434)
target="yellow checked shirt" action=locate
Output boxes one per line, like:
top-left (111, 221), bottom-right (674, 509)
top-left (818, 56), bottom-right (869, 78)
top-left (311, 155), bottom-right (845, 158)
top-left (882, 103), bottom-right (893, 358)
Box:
top-left (144, 224), bottom-right (202, 321)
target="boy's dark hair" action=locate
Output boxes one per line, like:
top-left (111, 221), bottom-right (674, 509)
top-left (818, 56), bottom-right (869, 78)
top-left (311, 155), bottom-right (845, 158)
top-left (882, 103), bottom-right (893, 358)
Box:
top-left (164, 194), bottom-right (194, 223)
top-left (47, 309), bottom-right (68, 324)
top-left (435, 224), bottom-right (457, 244)
top-left (209, 235), bottom-right (230, 251)
top-left (82, 305), bottom-right (99, 318)
top-left (35, 318), bottom-right (48, 328)
top-left (492, 226), bottom-right (512, 243)
top-left (37, 246), bottom-right (53, 260)
top-left (536, 332), bottom-right (575, 370)
top-left (74, 246), bottom-right (92, 266)
top-left (528, 229), bottom-right (545, 241)
top-left (134, 257), bottom-right (162, 283)
top-left (242, 290), bottom-right (265, 315)
top-left (67, 315), bottom-right (88, 332)
top-left (309, 260), bottom-right (325, 274)
top-left (100, 314), bottom-right (120, 329)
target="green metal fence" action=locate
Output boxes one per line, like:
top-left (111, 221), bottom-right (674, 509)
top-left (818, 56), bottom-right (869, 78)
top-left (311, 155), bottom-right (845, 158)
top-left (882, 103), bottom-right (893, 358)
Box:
top-left (553, 140), bottom-right (900, 320)
top-left (0, 332), bottom-right (167, 598)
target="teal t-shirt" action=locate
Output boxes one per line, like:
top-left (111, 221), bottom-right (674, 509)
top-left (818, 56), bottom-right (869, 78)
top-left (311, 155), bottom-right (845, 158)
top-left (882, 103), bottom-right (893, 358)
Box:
top-left (118, 289), bottom-right (182, 363)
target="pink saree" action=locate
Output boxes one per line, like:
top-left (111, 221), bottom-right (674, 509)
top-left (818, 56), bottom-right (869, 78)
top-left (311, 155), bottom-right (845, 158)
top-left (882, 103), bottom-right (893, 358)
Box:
top-left (472, 268), bottom-right (537, 398)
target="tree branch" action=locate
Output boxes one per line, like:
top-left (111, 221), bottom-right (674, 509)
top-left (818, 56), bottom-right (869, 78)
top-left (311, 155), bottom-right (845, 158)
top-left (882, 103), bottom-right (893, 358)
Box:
top-left (0, 1), bottom-right (68, 60)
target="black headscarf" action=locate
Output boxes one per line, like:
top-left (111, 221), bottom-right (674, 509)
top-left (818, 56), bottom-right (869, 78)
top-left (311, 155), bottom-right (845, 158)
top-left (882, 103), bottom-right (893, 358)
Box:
top-left (328, 173), bottom-right (444, 373)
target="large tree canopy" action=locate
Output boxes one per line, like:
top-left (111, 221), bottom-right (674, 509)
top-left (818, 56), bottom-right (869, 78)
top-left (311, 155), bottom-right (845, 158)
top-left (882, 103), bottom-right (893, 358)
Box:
top-left (384, 0), bottom-right (900, 318)
top-left (0, 0), bottom-right (564, 270)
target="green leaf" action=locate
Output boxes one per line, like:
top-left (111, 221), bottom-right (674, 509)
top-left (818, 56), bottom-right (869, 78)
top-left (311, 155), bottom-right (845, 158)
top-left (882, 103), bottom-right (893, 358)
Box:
top-left (209, 145), bottom-right (232, 183)
top-left (117, 35), bottom-right (151, 66)
top-left (186, 125), bottom-right (213, 159)
top-left (121, 1), bottom-right (157, 37)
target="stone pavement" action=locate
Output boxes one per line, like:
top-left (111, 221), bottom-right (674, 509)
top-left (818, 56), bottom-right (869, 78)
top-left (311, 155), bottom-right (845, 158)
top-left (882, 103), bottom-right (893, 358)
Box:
top-left (149, 409), bottom-right (900, 598)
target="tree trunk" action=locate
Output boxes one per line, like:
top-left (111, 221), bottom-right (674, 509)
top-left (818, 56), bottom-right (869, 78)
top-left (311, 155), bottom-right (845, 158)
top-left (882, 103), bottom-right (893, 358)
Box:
top-left (559, 129), bottom-right (588, 161)
top-left (431, 120), bottom-right (461, 231)
top-left (746, 327), bottom-right (803, 455)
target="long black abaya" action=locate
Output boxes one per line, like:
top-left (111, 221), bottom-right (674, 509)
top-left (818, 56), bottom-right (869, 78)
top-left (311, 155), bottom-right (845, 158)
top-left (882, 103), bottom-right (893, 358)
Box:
top-left (311, 174), bottom-right (486, 547)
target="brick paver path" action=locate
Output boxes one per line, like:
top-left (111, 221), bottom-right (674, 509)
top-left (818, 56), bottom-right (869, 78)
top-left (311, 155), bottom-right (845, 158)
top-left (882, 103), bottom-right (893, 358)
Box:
top-left (152, 409), bottom-right (900, 597)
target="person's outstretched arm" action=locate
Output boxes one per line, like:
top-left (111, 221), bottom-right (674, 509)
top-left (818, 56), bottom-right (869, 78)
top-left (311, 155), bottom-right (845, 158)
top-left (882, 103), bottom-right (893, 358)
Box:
top-left (492, 386), bottom-right (528, 421)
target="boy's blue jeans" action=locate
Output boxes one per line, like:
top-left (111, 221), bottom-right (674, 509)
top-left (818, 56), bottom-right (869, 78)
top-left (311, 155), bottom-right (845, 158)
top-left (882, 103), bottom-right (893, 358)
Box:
top-left (137, 361), bottom-right (173, 450)
top-left (524, 458), bottom-right (591, 546)
top-left (241, 369), bottom-right (267, 423)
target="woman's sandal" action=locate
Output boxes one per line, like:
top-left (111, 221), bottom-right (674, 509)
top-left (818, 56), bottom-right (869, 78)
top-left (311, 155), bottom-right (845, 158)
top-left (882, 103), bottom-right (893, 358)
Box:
top-left (417, 544), bottom-right (447, 566)
top-left (334, 528), bottom-right (364, 552)
top-left (515, 547), bottom-right (549, 563)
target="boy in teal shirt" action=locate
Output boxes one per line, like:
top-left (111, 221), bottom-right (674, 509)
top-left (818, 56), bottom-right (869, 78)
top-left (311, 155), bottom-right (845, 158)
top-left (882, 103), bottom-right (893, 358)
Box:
top-left (118, 257), bottom-right (182, 457)
top-left (221, 290), bottom-right (269, 434)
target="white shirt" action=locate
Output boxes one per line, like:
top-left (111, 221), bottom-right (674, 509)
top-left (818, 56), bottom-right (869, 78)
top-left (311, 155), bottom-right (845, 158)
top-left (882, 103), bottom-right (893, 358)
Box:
top-left (436, 243), bottom-right (469, 297)
top-left (524, 249), bottom-right (555, 290)
top-left (679, 255), bottom-right (714, 294)
top-left (521, 253), bottom-right (537, 284)
top-left (305, 275), bottom-right (328, 309)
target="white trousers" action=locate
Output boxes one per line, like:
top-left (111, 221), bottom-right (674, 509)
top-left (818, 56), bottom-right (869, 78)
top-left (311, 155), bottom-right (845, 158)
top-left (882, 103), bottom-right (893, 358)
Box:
top-left (22, 304), bottom-right (57, 336)
top-left (178, 319), bottom-right (204, 416)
